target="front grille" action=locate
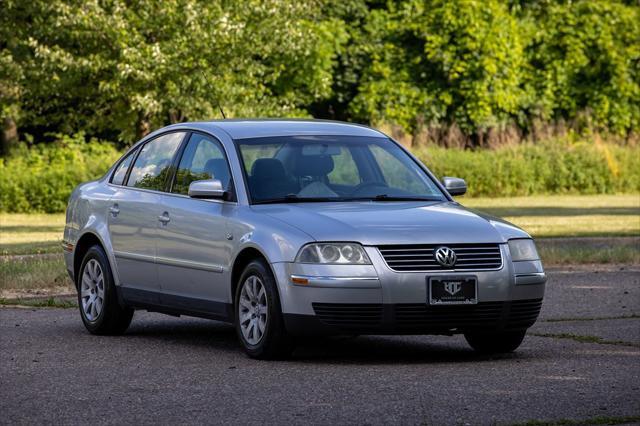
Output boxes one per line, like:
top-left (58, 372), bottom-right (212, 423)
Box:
top-left (378, 243), bottom-right (503, 272)
top-left (395, 299), bottom-right (542, 330)
top-left (395, 301), bottom-right (504, 329)
top-left (312, 303), bottom-right (383, 327)
top-left (311, 299), bottom-right (542, 331)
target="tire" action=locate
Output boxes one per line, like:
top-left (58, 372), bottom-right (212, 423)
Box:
top-left (464, 330), bottom-right (527, 354)
top-left (77, 245), bottom-right (133, 335)
top-left (234, 259), bottom-right (294, 360)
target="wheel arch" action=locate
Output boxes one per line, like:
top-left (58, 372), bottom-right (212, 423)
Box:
top-left (73, 232), bottom-right (109, 288)
top-left (230, 246), bottom-right (276, 305)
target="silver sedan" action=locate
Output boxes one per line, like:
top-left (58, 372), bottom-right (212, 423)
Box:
top-left (63, 120), bottom-right (546, 359)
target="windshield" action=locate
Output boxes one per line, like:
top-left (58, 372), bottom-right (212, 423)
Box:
top-left (236, 135), bottom-right (446, 204)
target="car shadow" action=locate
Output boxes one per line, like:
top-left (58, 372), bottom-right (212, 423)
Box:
top-left (124, 317), bottom-right (240, 353)
top-left (120, 316), bottom-right (533, 364)
top-left (291, 335), bottom-right (529, 364)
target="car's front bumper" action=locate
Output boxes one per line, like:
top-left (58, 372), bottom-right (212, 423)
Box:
top-left (272, 245), bottom-right (546, 336)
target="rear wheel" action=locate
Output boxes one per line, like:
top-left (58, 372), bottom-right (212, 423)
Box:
top-left (77, 245), bottom-right (133, 335)
top-left (235, 259), bottom-right (294, 359)
top-left (464, 330), bottom-right (526, 354)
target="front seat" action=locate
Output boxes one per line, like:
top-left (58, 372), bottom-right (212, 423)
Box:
top-left (250, 158), bottom-right (297, 200)
top-left (204, 158), bottom-right (231, 189)
top-left (293, 155), bottom-right (335, 179)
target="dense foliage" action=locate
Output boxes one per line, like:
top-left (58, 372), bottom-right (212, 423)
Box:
top-left (1, 0), bottom-right (638, 148)
top-left (1, 136), bottom-right (637, 213)
top-left (0, 135), bottom-right (120, 212)
top-left (420, 140), bottom-right (640, 197)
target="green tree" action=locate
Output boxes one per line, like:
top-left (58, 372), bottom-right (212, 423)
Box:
top-left (1, 0), bottom-right (346, 144)
top-left (521, 0), bottom-right (640, 135)
top-left (352, 0), bottom-right (526, 142)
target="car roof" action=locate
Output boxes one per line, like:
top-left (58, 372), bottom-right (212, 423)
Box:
top-left (166, 119), bottom-right (387, 140)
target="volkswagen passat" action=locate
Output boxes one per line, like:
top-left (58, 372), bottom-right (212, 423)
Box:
top-left (63, 120), bottom-right (546, 359)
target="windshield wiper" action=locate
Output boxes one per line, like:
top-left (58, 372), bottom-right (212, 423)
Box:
top-left (252, 194), bottom-right (337, 205)
top-left (365, 194), bottom-right (443, 202)
top-left (253, 194), bottom-right (443, 204)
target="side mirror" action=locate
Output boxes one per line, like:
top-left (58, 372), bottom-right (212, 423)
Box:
top-left (442, 176), bottom-right (467, 196)
top-left (188, 179), bottom-right (226, 199)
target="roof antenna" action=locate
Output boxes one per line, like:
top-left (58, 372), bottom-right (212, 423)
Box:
top-left (201, 72), bottom-right (227, 120)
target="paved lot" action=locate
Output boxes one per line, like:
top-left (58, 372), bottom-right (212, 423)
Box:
top-left (1, 267), bottom-right (639, 425)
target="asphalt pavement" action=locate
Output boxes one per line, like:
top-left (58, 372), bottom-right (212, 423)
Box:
top-left (1, 266), bottom-right (639, 425)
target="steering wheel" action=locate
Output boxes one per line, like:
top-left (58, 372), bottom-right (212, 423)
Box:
top-left (349, 181), bottom-right (387, 196)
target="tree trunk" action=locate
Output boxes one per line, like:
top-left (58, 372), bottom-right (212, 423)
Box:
top-left (168, 109), bottom-right (185, 124)
top-left (135, 112), bottom-right (151, 141)
top-left (1, 117), bottom-right (18, 156)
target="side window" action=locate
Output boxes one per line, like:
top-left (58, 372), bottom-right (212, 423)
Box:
top-left (172, 133), bottom-right (232, 195)
top-left (127, 132), bottom-right (185, 191)
top-left (111, 148), bottom-right (137, 186)
top-left (327, 147), bottom-right (360, 186)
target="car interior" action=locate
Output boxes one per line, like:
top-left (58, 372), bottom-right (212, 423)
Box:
top-left (243, 140), bottom-right (441, 202)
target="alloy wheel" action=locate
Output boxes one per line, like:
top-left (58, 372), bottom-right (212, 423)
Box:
top-left (80, 259), bottom-right (105, 322)
top-left (239, 275), bottom-right (268, 345)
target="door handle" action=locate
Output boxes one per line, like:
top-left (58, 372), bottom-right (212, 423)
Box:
top-left (109, 204), bottom-right (120, 217)
top-left (158, 212), bottom-right (170, 224)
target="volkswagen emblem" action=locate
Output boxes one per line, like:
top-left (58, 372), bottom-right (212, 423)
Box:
top-left (434, 246), bottom-right (457, 268)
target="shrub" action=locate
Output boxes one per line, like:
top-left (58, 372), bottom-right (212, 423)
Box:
top-left (0, 134), bottom-right (121, 213)
top-left (416, 140), bottom-right (640, 197)
top-left (0, 135), bottom-right (638, 213)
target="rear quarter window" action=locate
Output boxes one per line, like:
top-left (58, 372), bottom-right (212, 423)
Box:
top-left (111, 149), bottom-right (137, 186)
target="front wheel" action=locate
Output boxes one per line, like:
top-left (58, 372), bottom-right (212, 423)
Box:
top-left (234, 259), bottom-right (294, 359)
top-left (77, 245), bottom-right (133, 335)
top-left (464, 330), bottom-right (527, 354)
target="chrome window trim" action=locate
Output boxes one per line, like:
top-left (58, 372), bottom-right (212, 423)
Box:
top-left (106, 128), bottom-right (240, 205)
top-left (105, 182), bottom-right (238, 205)
top-left (168, 130), bottom-right (237, 198)
top-left (121, 130), bottom-right (189, 189)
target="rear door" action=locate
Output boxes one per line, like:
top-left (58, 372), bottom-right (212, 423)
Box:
top-left (107, 131), bottom-right (186, 304)
top-left (155, 132), bottom-right (235, 319)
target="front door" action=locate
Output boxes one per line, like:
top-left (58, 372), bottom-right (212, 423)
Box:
top-left (155, 132), bottom-right (235, 319)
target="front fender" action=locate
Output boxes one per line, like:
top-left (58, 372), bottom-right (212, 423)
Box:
top-left (227, 206), bottom-right (315, 264)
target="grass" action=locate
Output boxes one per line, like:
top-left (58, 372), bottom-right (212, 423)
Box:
top-left (0, 296), bottom-right (76, 309)
top-left (463, 194), bottom-right (640, 238)
top-left (509, 415), bottom-right (640, 426)
top-left (543, 314), bottom-right (640, 323)
top-left (0, 195), bottom-right (638, 294)
top-left (536, 237), bottom-right (639, 266)
top-left (0, 213), bottom-right (65, 255)
top-left (531, 332), bottom-right (640, 348)
top-left (0, 254), bottom-right (72, 292)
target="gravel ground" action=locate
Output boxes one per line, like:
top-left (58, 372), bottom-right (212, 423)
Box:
top-left (1, 267), bottom-right (639, 425)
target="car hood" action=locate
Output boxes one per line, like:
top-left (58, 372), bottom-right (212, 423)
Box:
top-left (253, 201), bottom-right (529, 245)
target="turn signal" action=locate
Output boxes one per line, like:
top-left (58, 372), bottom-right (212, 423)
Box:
top-left (291, 276), bottom-right (309, 285)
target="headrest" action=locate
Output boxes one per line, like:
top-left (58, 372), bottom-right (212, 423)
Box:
top-left (294, 155), bottom-right (334, 176)
top-left (204, 158), bottom-right (230, 185)
top-left (251, 158), bottom-right (287, 179)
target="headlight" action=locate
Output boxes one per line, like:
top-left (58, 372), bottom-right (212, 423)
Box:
top-left (508, 239), bottom-right (539, 261)
top-left (296, 243), bottom-right (371, 264)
